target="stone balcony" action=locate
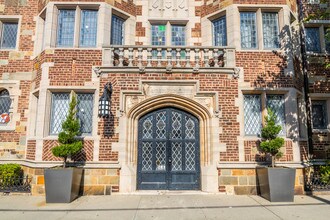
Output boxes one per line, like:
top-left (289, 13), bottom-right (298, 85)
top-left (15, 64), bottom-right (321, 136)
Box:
top-left (96, 45), bottom-right (237, 75)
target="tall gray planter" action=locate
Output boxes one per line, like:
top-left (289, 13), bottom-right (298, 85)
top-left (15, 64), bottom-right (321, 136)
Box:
top-left (257, 167), bottom-right (296, 202)
top-left (44, 168), bottom-right (83, 203)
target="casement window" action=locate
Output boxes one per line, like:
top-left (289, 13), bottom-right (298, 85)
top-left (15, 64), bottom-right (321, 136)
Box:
top-left (213, 16), bottom-right (227, 46)
top-left (243, 94), bottom-right (286, 136)
top-left (240, 11), bottom-right (280, 50)
top-left (305, 26), bottom-right (329, 53)
top-left (262, 13), bottom-right (280, 49)
top-left (56, 8), bottom-right (98, 48)
top-left (50, 92), bottom-right (94, 135)
top-left (240, 12), bottom-right (257, 49)
top-left (305, 27), bottom-right (321, 53)
top-left (110, 14), bottom-right (125, 45)
top-left (0, 21), bottom-right (18, 49)
top-left (0, 89), bottom-right (11, 114)
top-left (312, 101), bottom-right (328, 129)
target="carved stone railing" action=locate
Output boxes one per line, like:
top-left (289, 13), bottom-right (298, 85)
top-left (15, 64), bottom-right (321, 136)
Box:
top-left (100, 45), bottom-right (236, 74)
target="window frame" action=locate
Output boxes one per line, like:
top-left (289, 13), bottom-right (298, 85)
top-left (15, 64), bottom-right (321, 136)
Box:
top-left (243, 92), bottom-right (287, 137)
top-left (54, 5), bottom-right (99, 48)
top-left (0, 17), bottom-right (20, 50)
top-left (49, 91), bottom-right (95, 136)
top-left (110, 14), bottom-right (125, 45)
top-left (212, 15), bottom-right (227, 47)
top-left (311, 100), bottom-right (328, 130)
top-left (304, 25), bottom-right (330, 54)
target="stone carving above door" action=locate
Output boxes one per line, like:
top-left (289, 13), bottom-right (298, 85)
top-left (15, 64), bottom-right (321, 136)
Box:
top-left (148, 0), bottom-right (188, 18)
top-left (120, 80), bottom-right (219, 117)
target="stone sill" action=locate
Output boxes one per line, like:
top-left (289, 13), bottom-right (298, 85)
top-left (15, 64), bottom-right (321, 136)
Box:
top-left (217, 162), bottom-right (306, 169)
top-left (0, 159), bottom-right (121, 169)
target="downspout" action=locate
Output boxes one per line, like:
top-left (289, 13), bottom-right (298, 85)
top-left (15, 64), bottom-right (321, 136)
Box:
top-left (297, 0), bottom-right (314, 157)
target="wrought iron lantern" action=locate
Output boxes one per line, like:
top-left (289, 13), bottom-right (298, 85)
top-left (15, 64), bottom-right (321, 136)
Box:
top-left (98, 82), bottom-right (112, 118)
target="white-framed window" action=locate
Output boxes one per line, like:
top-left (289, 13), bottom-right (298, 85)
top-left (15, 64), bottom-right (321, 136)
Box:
top-left (0, 20), bottom-right (19, 49)
top-left (311, 100), bottom-right (328, 129)
top-left (50, 92), bottom-right (94, 135)
top-left (240, 10), bottom-right (280, 50)
top-left (243, 94), bottom-right (286, 136)
top-left (55, 6), bottom-right (98, 48)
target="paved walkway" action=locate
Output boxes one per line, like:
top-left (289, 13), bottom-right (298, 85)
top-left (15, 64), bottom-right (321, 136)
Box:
top-left (0, 194), bottom-right (329, 220)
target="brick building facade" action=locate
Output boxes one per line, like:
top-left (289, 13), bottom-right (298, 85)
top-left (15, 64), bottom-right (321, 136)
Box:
top-left (0, 0), bottom-right (328, 195)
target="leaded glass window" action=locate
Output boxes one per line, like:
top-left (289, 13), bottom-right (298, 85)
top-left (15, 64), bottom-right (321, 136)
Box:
top-left (0, 89), bottom-right (11, 114)
top-left (151, 25), bottom-right (166, 58)
top-left (171, 25), bottom-right (186, 57)
top-left (111, 15), bottom-right (124, 45)
top-left (80, 10), bottom-right (98, 47)
top-left (262, 13), bottom-right (279, 49)
top-left (267, 95), bottom-right (286, 135)
top-left (1, 22), bottom-right (18, 49)
top-left (171, 142), bottom-right (182, 171)
top-left (305, 27), bottom-right (321, 52)
top-left (240, 12), bottom-right (257, 49)
top-left (56, 10), bottom-right (75, 47)
top-left (213, 16), bottom-right (227, 46)
top-left (244, 95), bottom-right (262, 135)
top-left (312, 101), bottom-right (328, 129)
top-left (77, 93), bottom-right (94, 134)
top-left (50, 93), bottom-right (70, 134)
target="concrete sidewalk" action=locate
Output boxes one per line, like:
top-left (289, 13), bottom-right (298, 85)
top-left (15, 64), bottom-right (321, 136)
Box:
top-left (0, 194), bottom-right (329, 220)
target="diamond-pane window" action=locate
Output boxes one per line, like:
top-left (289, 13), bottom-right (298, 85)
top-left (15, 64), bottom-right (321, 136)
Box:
top-left (305, 27), bottom-right (321, 52)
top-left (77, 93), bottom-right (94, 134)
top-left (185, 142), bottom-right (195, 171)
top-left (1, 22), bottom-right (18, 49)
top-left (244, 95), bottom-right (262, 135)
top-left (240, 12), bottom-right (257, 49)
top-left (312, 101), bottom-right (328, 129)
top-left (213, 16), bottom-right (227, 46)
top-left (80, 10), bottom-right (98, 47)
top-left (142, 115), bottom-right (153, 139)
top-left (156, 142), bottom-right (166, 171)
top-left (185, 117), bottom-right (195, 139)
top-left (262, 13), bottom-right (279, 49)
top-left (0, 89), bottom-right (11, 114)
top-left (171, 111), bottom-right (182, 139)
top-left (156, 111), bottom-right (166, 139)
top-left (57, 10), bottom-right (75, 47)
top-left (111, 15), bottom-right (124, 45)
top-left (50, 93), bottom-right (70, 135)
top-left (267, 95), bottom-right (286, 135)
top-left (171, 142), bottom-right (182, 171)
top-left (142, 142), bottom-right (153, 171)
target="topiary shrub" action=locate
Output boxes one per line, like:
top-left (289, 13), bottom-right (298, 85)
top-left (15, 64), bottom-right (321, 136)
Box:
top-left (0, 164), bottom-right (23, 186)
top-left (319, 161), bottom-right (330, 184)
top-left (52, 92), bottom-right (83, 168)
top-left (260, 108), bottom-right (285, 168)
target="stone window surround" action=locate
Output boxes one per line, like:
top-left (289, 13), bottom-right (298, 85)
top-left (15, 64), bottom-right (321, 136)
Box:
top-left (35, 88), bottom-right (99, 139)
top-left (201, 5), bottom-right (293, 52)
top-left (304, 23), bottom-right (330, 54)
top-left (34, 2), bottom-right (136, 55)
top-left (241, 90), bottom-right (288, 138)
top-left (0, 81), bottom-right (20, 131)
top-left (309, 94), bottom-right (330, 133)
top-left (0, 15), bottom-right (22, 51)
top-left (147, 20), bottom-right (188, 47)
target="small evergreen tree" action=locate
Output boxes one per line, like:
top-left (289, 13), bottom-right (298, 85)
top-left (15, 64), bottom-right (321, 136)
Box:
top-left (52, 92), bottom-right (82, 168)
top-left (260, 108), bottom-right (285, 168)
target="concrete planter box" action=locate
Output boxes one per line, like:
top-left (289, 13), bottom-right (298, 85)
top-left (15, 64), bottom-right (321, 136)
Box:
top-left (44, 168), bottom-right (83, 203)
top-left (256, 167), bottom-right (296, 202)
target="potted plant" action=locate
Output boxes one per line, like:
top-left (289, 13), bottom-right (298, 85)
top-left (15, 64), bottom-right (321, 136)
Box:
top-left (44, 92), bottom-right (83, 203)
top-left (256, 109), bottom-right (296, 202)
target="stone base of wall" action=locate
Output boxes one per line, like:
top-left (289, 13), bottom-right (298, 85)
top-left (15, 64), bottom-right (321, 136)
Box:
top-left (21, 166), bottom-right (120, 196)
top-left (218, 168), bottom-right (304, 195)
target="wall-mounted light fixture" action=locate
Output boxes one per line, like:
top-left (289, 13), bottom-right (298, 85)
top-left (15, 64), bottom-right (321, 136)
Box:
top-left (98, 82), bottom-right (112, 118)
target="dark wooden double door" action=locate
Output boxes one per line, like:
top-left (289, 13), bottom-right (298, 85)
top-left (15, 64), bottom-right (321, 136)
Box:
top-left (137, 108), bottom-right (200, 190)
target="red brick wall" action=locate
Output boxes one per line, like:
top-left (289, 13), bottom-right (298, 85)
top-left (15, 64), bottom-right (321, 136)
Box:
top-left (26, 140), bottom-right (36, 160)
top-left (42, 139), bottom-right (94, 162)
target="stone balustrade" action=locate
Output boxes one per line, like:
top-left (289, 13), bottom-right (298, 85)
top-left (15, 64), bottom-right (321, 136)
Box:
top-left (101, 45), bottom-right (236, 74)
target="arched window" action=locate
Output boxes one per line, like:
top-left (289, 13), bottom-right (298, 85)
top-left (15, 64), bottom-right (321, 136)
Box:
top-left (0, 89), bottom-right (11, 114)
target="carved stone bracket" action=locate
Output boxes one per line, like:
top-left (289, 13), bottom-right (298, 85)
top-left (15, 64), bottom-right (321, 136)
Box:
top-left (93, 67), bottom-right (102, 77)
top-left (233, 67), bottom-right (240, 79)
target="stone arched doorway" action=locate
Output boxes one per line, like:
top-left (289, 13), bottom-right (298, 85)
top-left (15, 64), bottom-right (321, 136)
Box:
top-left (137, 107), bottom-right (200, 190)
